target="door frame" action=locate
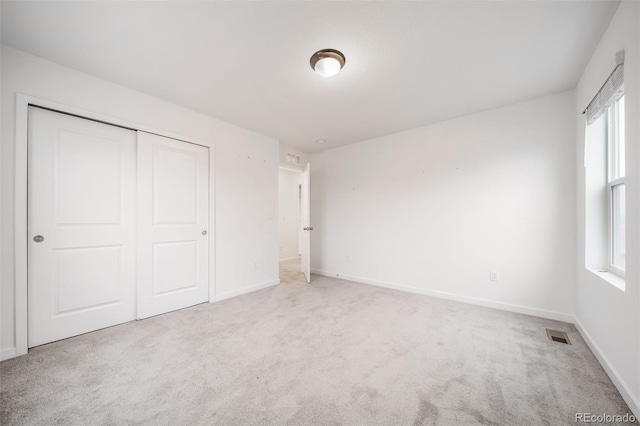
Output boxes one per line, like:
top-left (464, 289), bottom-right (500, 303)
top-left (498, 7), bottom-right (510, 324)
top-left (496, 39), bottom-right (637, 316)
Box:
top-left (13, 93), bottom-right (216, 356)
top-left (278, 165), bottom-right (303, 265)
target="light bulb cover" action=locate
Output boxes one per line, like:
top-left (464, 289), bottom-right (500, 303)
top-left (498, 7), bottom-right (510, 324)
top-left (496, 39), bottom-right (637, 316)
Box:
top-left (310, 49), bottom-right (346, 77)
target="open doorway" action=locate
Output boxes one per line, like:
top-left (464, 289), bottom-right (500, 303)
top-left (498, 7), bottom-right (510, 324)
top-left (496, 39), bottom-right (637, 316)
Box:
top-left (279, 166), bottom-right (303, 282)
top-left (279, 163), bottom-right (312, 283)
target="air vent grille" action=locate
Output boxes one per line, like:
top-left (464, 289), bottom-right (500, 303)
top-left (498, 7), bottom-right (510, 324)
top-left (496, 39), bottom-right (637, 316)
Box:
top-left (286, 153), bottom-right (300, 165)
top-left (546, 329), bottom-right (571, 345)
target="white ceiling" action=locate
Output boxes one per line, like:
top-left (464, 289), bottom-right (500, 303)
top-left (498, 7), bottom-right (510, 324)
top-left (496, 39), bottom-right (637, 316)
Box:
top-left (1, 1), bottom-right (619, 153)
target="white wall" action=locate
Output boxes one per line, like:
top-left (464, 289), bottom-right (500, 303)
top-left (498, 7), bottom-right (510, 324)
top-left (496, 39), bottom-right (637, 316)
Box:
top-left (310, 91), bottom-right (576, 321)
top-left (0, 46), bottom-right (280, 358)
top-left (279, 169), bottom-right (301, 260)
top-left (575, 0), bottom-right (640, 414)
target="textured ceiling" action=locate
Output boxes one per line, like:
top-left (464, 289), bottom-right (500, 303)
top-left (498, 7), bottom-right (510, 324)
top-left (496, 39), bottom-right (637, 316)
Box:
top-left (1, 1), bottom-right (619, 153)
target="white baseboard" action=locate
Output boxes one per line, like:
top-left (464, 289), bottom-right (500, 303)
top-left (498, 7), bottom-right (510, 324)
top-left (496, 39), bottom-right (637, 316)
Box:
top-left (311, 269), bottom-right (574, 323)
top-left (574, 319), bottom-right (640, 418)
top-left (1, 347), bottom-right (17, 361)
top-left (212, 279), bottom-right (280, 303)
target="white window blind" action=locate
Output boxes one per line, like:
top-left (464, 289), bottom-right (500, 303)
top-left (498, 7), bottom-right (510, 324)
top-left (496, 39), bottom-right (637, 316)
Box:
top-left (583, 50), bottom-right (625, 125)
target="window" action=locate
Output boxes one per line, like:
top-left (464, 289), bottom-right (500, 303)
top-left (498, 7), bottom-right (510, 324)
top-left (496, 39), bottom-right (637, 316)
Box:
top-left (608, 95), bottom-right (625, 275)
top-left (583, 52), bottom-right (625, 287)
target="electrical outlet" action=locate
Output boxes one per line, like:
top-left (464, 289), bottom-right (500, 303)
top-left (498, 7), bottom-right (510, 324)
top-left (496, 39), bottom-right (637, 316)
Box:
top-left (489, 271), bottom-right (499, 282)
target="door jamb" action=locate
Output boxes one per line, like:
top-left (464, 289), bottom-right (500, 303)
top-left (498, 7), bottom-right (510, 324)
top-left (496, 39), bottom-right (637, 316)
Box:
top-left (14, 93), bottom-right (216, 356)
top-left (278, 165), bottom-right (304, 268)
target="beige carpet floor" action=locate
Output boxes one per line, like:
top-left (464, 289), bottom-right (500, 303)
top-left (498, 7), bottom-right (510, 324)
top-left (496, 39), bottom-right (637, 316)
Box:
top-left (0, 258), bottom-right (636, 425)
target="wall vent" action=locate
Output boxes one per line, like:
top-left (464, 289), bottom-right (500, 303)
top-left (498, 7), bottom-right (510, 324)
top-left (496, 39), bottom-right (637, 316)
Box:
top-left (286, 153), bottom-right (300, 165)
top-left (546, 329), bottom-right (571, 345)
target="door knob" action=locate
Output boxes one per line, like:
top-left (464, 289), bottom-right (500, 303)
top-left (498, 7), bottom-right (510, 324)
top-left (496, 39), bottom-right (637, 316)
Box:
top-left (33, 235), bottom-right (44, 243)
top-left (303, 227), bottom-right (314, 231)
top-left (202, 230), bottom-right (207, 236)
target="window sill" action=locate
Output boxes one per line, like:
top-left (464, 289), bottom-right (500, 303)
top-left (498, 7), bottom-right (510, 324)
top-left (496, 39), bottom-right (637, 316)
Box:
top-left (588, 269), bottom-right (626, 292)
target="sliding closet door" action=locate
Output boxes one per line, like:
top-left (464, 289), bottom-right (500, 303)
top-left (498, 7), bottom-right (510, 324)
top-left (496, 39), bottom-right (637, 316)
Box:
top-left (28, 107), bottom-right (137, 347)
top-left (136, 132), bottom-right (210, 319)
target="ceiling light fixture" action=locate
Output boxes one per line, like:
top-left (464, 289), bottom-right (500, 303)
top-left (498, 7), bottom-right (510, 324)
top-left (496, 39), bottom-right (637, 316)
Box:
top-left (310, 49), bottom-right (346, 77)
top-left (316, 139), bottom-right (326, 144)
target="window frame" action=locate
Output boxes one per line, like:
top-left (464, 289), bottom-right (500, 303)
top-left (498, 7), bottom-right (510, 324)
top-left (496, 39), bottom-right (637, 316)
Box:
top-left (607, 94), bottom-right (625, 277)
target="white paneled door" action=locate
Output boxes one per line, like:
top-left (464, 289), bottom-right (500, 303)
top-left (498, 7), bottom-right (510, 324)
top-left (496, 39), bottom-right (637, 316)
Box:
top-left (136, 132), bottom-right (210, 319)
top-left (28, 107), bottom-right (137, 347)
top-left (301, 163), bottom-right (311, 283)
top-left (28, 109), bottom-right (211, 347)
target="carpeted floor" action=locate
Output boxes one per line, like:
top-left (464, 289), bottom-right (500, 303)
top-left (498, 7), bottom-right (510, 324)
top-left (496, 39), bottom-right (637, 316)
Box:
top-left (0, 258), bottom-right (636, 425)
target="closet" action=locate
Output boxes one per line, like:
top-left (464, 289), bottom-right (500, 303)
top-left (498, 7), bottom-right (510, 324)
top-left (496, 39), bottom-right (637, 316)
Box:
top-left (27, 107), bottom-right (210, 347)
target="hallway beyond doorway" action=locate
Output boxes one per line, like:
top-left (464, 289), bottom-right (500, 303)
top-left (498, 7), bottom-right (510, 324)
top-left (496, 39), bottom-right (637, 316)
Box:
top-left (279, 257), bottom-right (306, 284)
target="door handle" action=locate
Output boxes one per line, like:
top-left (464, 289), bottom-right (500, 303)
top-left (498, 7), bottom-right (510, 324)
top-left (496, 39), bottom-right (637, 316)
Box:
top-left (33, 235), bottom-right (45, 243)
top-left (303, 227), bottom-right (314, 231)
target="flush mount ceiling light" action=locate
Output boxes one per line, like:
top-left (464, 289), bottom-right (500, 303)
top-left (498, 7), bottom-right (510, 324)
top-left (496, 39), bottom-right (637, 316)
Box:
top-left (310, 49), bottom-right (346, 77)
top-left (315, 139), bottom-right (326, 144)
